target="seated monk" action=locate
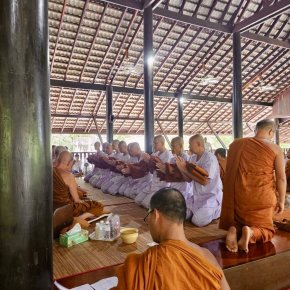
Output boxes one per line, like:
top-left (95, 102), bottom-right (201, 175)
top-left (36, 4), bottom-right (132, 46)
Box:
top-left (156, 136), bottom-right (193, 201)
top-left (111, 188), bottom-right (230, 290)
top-left (220, 119), bottom-right (286, 253)
top-left (214, 148), bottom-right (227, 186)
top-left (175, 134), bottom-right (223, 227)
top-left (120, 142), bottom-right (152, 199)
top-left (135, 135), bottom-right (173, 208)
top-left (53, 151), bottom-right (104, 220)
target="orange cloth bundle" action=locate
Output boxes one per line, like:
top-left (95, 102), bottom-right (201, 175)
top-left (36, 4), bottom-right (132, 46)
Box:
top-left (128, 160), bottom-right (150, 179)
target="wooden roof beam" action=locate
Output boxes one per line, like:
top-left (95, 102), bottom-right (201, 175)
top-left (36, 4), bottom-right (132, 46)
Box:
top-left (50, 79), bottom-right (273, 107)
top-left (233, 0), bottom-right (290, 33)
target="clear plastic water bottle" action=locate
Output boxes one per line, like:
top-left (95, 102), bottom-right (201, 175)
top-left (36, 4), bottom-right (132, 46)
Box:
top-left (99, 221), bottom-right (105, 240)
top-left (105, 221), bottom-right (111, 240)
top-left (95, 223), bottom-right (100, 239)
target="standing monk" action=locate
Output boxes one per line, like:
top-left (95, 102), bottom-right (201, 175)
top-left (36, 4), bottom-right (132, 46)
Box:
top-left (220, 119), bottom-right (286, 253)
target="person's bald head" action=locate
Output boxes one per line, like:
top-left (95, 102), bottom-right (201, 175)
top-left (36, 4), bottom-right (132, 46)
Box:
top-left (94, 141), bottom-right (101, 151)
top-left (112, 139), bottom-right (120, 151)
top-left (215, 148), bottom-right (227, 160)
top-left (119, 141), bottom-right (127, 154)
top-left (57, 151), bottom-right (74, 167)
top-left (148, 188), bottom-right (186, 243)
top-left (129, 142), bottom-right (141, 157)
top-left (102, 142), bottom-right (109, 152)
top-left (106, 143), bottom-right (113, 155)
top-left (153, 135), bottom-right (166, 152)
top-left (189, 134), bottom-right (205, 155)
top-left (54, 146), bottom-right (68, 160)
top-left (171, 136), bottom-right (184, 156)
top-left (255, 119), bottom-right (276, 141)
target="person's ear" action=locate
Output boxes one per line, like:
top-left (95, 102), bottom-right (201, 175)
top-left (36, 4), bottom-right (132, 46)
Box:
top-left (154, 209), bottom-right (160, 222)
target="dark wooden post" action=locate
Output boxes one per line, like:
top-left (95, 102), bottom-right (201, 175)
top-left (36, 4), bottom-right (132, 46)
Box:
top-left (106, 85), bottom-right (113, 143)
top-left (232, 32), bottom-right (243, 139)
top-left (144, 5), bottom-right (154, 153)
top-left (0, 1), bottom-right (52, 289)
top-left (177, 91), bottom-right (184, 138)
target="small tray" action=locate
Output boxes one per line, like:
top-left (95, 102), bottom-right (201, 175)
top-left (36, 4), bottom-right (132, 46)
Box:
top-left (89, 231), bottom-right (120, 242)
top-left (87, 213), bottom-right (110, 224)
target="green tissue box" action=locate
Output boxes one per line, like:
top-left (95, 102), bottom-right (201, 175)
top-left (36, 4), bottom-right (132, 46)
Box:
top-left (59, 229), bottom-right (89, 247)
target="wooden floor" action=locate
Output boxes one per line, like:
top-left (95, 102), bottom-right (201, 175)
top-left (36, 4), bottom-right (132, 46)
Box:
top-left (53, 179), bottom-right (227, 279)
top-left (53, 179), bottom-right (290, 281)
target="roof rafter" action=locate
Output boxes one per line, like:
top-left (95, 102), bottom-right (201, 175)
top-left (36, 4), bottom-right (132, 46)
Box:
top-left (233, 0), bottom-right (290, 33)
top-left (50, 79), bottom-right (273, 106)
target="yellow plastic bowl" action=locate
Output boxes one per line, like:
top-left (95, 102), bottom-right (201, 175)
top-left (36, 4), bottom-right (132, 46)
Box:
top-left (120, 228), bottom-right (139, 244)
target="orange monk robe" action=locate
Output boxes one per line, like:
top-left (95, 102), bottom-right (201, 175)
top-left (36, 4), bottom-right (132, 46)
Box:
top-left (286, 159), bottom-right (290, 192)
top-left (53, 167), bottom-right (104, 216)
top-left (218, 159), bottom-right (227, 185)
top-left (220, 138), bottom-right (277, 243)
top-left (112, 240), bottom-right (222, 290)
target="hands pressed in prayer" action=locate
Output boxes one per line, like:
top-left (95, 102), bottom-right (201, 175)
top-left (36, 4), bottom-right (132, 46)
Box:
top-left (121, 167), bottom-right (131, 175)
top-left (116, 165), bottom-right (124, 171)
top-left (143, 153), bottom-right (151, 163)
top-left (275, 200), bottom-right (285, 214)
top-left (175, 156), bottom-right (186, 171)
top-left (156, 162), bottom-right (166, 173)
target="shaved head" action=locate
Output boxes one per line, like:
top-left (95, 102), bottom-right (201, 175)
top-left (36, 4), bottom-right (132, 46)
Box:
top-left (129, 142), bottom-right (141, 157)
top-left (215, 148), bottom-right (226, 159)
top-left (54, 146), bottom-right (67, 159)
top-left (58, 151), bottom-right (73, 165)
top-left (130, 142), bottom-right (141, 151)
top-left (255, 119), bottom-right (276, 132)
top-left (171, 136), bottom-right (183, 147)
top-left (154, 135), bottom-right (165, 144)
top-left (189, 134), bottom-right (205, 146)
top-left (150, 187), bottom-right (186, 224)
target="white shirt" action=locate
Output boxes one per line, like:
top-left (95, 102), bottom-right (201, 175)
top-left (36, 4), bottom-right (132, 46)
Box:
top-left (189, 151), bottom-right (222, 209)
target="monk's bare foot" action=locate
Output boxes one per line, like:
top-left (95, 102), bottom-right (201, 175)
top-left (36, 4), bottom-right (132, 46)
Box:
top-left (238, 226), bottom-right (252, 253)
top-left (226, 226), bottom-right (238, 252)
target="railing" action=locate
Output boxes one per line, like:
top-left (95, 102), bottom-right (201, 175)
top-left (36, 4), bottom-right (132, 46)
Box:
top-left (71, 151), bottom-right (95, 162)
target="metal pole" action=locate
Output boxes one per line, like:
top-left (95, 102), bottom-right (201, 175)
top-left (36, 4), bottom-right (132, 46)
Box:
top-left (144, 5), bottom-right (154, 153)
top-left (106, 85), bottom-right (113, 143)
top-left (207, 123), bottom-right (227, 149)
top-left (92, 116), bottom-right (104, 145)
top-left (157, 120), bottom-right (171, 148)
top-left (177, 91), bottom-right (184, 138)
top-left (232, 32), bottom-right (243, 139)
top-left (0, 1), bottom-right (52, 289)
top-left (275, 118), bottom-right (280, 145)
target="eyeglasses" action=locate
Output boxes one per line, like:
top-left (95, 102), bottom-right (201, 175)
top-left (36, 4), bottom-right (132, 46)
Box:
top-left (143, 209), bottom-right (154, 225)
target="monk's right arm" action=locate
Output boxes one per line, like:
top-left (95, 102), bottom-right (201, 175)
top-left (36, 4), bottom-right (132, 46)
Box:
top-left (67, 175), bottom-right (83, 203)
top-left (275, 149), bottom-right (286, 213)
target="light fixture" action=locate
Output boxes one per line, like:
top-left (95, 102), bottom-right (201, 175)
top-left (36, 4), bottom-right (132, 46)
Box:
top-left (146, 55), bottom-right (154, 66)
top-left (113, 48), bottom-right (143, 76)
top-left (198, 62), bottom-right (219, 86)
top-left (257, 74), bottom-right (276, 92)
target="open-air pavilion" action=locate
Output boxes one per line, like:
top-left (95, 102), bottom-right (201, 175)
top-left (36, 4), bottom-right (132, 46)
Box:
top-left (0, 0), bottom-right (290, 289)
